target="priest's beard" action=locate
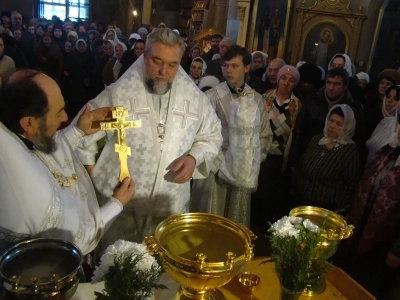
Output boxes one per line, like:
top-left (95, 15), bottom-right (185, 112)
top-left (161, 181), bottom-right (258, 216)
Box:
top-left (33, 119), bottom-right (57, 154)
top-left (145, 77), bottom-right (172, 95)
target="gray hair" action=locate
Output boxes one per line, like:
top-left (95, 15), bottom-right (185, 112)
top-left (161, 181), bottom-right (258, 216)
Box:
top-left (145, 28), bottom-right (186, 55)
top-left (268, 58), bottom-right (286, 69)
top-left (220, 37), bottom-right (232, 44)
top-left (11, 11), bottom-right (22, 19)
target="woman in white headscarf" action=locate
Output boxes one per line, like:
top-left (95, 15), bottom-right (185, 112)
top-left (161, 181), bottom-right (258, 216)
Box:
top-left (102, 42), bottom-right (126, 86)
top-left (366, 85), bottom-right (400, 163)
top-left (112, 42), bottom-right (127, 82)
top-left (328, 53), bottom-right (353, 77)
top-left (189, 57), bottom-right (207, 85)
top-left (292, 104), bottom-right (361, 213)
top-left (103, 29), bottom-right (119, 44)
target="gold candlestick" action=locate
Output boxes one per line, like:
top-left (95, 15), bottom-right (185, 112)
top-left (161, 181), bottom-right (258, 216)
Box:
top-left (100, 106), bottom-right (141, 181)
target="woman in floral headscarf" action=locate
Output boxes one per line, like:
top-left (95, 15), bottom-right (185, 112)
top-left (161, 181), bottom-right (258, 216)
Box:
top-left (292, 104), bottom-right (361, 213)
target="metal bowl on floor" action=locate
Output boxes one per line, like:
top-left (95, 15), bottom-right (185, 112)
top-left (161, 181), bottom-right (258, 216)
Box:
top-left (0, 239), bottom-right (82, 299)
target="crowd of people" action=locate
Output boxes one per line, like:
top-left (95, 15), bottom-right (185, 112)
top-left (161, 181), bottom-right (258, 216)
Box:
top-left (0, 9), bottom-right (400, 298)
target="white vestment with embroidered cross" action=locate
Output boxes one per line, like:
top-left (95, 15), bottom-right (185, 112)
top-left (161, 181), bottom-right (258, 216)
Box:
top-left (74, 55), bottom-right (222, 250)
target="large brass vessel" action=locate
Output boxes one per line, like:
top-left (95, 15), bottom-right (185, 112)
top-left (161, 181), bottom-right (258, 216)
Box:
top-left (143, 213), bottom-right (256, 300)
top-left (289, 206), bottom-right (354, 296)
top-left (0, 239), bottom-right (82, 299)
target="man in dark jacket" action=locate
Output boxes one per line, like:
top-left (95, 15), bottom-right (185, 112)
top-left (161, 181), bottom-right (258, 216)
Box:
top-left (289, 68), bottom-right (366, 169)
top-left (10, 11), bottom-right (35, 67)
top-left (206, 37), bottom-right (231, 82)
top-left (201, 34), bottom-right (223, 62)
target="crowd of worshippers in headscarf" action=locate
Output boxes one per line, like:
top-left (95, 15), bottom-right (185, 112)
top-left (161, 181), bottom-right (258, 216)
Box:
top-left (2, 9), bottom-right (400, 289)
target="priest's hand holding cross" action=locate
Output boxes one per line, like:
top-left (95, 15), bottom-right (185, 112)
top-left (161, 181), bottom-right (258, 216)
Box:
top-left (77, 104), bottom-right (114, 135)
top-left (100, 106), bottom-right (141, 182)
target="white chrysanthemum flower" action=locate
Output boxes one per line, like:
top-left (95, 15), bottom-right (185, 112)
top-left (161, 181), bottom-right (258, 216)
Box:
top-left (271, 216), bottom-right (301, 238)
top-left (288, 216), bottom-right (303, 224)
top-left (91, 240), bottom-right (159, 283)
top-left (303, 219), bottom-right (320, 233)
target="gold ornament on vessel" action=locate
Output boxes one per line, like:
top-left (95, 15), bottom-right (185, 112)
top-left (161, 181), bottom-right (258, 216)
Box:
top-left (143, 213), bottom-right (257, 300)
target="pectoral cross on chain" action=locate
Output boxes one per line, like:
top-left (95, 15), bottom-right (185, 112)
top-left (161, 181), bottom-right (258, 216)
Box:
top-left (100, 106), bottom-right (141, 181)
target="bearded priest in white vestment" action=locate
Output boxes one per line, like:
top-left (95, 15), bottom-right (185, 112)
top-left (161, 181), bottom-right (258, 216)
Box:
top-left (0, 70), bottom-right (135, 255)
top-left (73, 28), bottom-right (222, 249)
top-left (191, 46), bottom-right (272, 228)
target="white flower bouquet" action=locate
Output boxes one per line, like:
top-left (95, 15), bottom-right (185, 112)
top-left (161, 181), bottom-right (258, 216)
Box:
top-left (92, 240), bottom-right (167, 300)
top-left (265, 216), bottom-right (337, 292)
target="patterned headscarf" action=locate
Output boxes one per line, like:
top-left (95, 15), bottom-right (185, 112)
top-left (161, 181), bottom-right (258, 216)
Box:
top-left (319, 104), bottom-right (355, 146)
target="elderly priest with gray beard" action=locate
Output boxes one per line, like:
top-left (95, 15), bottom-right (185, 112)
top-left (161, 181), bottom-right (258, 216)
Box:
top-left (73, 28), bottom-right (222, 251)
top-left (0, 70), bottom-right (135, 255)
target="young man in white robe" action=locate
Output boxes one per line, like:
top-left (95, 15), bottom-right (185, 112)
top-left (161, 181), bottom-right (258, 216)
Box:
top-left (191, 45), bottom-right (272, 228)
top-left (0, 70), bottom-right (135, 255)
top-left (73, 28), bottom-right (222, 249)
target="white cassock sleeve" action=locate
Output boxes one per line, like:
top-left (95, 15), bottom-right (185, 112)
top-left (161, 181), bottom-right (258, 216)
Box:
top-left (100, 197), bottom-right (123, 231)
top-left (190, 94), bottom-right (223, 179)
top-left (60, 119), bottom-right (124, 233)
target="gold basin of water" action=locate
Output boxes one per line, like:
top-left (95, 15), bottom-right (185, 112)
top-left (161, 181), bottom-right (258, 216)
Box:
top-left (144, 213), bottom-right (256, 300)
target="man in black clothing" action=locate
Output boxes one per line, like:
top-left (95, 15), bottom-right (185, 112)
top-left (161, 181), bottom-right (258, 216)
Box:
top-left (201, 34), bottom-right (223, 62)
top-left (289, 68), bottom-right (365, 169)
top-left (262, 58), bottom-right (285, 91)
top-left (206, 37), bottom-right (231, 82)
top-left (10, 11), bottom-right (35, 67)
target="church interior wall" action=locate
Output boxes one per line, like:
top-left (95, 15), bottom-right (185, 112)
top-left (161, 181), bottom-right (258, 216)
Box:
top-left (0, 0), bottom-right (35, 18)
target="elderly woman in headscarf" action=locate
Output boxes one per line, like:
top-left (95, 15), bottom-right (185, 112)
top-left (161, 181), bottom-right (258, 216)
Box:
top-left (366, 85), bottom-right (400, 163)
top-left (51, 24), bottom-right (67, 50)
top-left (137, 27), bottom-right (148, 40)
top-left (33, 32), bottom-right (63, 83)
top-left (103, 28), bottom-right (119, 44)
top-left (251, 65), bottom-right (302, 229)
top-left (67, 31), bottom-right (78, 48)
top-left (66, 38), bottom-right (95, 117)
top-left (189, 57), bottom-right (207, 85)
top-left (102, 42), bottom-right (126, 86)
top-left (356, 72), bottom-right (370, 90)
top-left (342, 103), bottom-right (400, 299)
top-left (292, 104), bottom-right (360, 213)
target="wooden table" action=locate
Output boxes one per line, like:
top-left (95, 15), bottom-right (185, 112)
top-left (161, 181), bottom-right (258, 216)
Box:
top-left (214, 257), bottom-right (376, 300)
top-left (74, 257), bottom-right (376, 299)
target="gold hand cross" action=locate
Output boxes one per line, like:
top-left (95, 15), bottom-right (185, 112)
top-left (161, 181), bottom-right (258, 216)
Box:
top-left (100, 106), bottom-right (141, 181)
